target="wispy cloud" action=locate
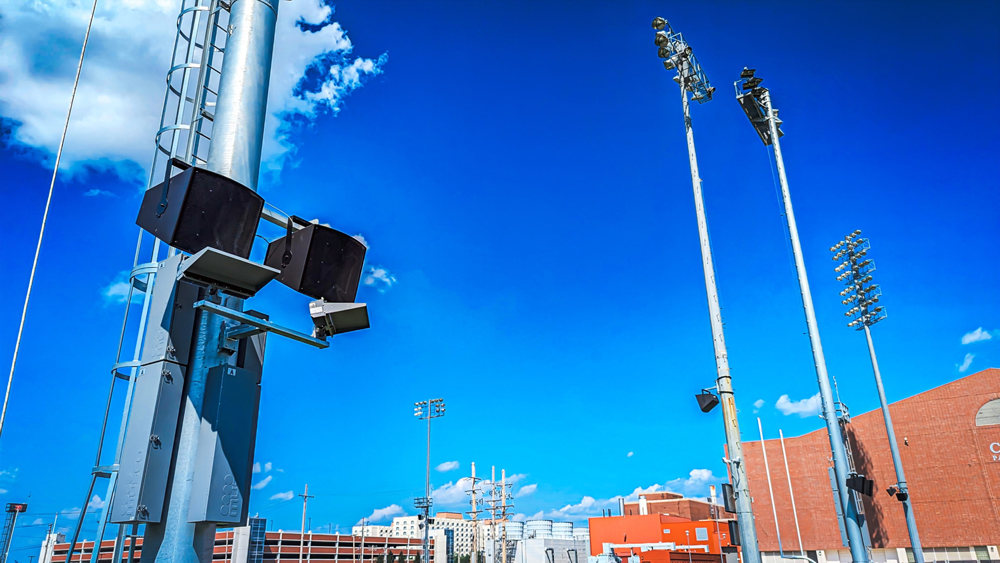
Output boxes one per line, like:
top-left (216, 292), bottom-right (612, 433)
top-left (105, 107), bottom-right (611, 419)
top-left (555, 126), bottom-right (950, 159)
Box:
top-left (436, 461), bottom-right (459, 472)
top-left (252, 475), bottom-right (273, 490)
top-left (515, 484), bottom-right (537, 498)
top-left (363, 266), bottom-right (397, 292)
top-left (962, 328), bottom-right (993, 345)
top-left (270, 490), bottom-right (295, 501)
top-left (431, 478), bottom-right (472, 505)
top-left (0, 0), bottom-right (384, 178)
top-left (253, 462), bottom-right (262, 474)
top-left (87, 495), bottom-right (105, 510)
top-left (358, 504), bottom-right (406, 525)
top-left (101, 272), bottom-right (133, 305)
top-left (753, 399), bottom-right (765, 413)
top-left (775, 393), bottom-right (822, 418)
top-left (626, 451), bottom-right (634, 458)
top-left (958, 353), bottom-right (975, 373)
top-left (83, 188), bottom-right (114, 197)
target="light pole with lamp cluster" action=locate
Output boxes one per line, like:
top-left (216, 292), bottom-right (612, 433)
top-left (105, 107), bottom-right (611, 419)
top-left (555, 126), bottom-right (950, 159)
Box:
top-left (414, 399), bottom-right (446, 563)
top-left (650, 17), bottom-right (760, 563)
top-left (832, 231), bottom-right (924, 563)
top-left (734, 68), bottom-right (870, 563)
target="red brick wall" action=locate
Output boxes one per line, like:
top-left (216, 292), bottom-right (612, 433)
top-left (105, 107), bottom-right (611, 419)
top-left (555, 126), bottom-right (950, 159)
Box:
top-left (742, 367), bottom-right (1000, 551)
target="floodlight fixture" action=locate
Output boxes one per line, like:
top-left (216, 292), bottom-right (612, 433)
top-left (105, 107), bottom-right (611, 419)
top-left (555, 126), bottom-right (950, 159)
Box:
top-left (652, 17), bottom-right (667, 30)
top-left (655, 32), bottom-right (670, 47)
top-left (740, 68), bottom-right (755, 79)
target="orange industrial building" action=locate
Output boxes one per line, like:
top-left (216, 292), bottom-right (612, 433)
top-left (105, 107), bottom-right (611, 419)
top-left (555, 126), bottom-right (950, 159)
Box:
top-left (742, 367), bottom-right (1000, 563)
top-left (589, 511), bottom-right (738, 563)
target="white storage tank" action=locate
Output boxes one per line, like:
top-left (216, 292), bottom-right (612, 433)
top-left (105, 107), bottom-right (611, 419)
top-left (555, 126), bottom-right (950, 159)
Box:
top-left (552, 522), bottom-right (574, 539)
top-left (573, 527), bottom-right (590, 541)
top-left (503, 521), bottom-right (524, 540)
top-left (526, 519), bottom-right (553, 539)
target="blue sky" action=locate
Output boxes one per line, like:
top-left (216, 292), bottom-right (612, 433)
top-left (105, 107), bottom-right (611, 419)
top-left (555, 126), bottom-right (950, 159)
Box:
top-left (0, 0), bottom-right (998, 554)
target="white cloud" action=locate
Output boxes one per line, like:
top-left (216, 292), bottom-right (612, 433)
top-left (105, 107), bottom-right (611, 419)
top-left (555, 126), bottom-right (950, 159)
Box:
top-left (0, 489), bottom-right (7, 495)
top-left (962, 328), bottom-right (993, 345)
top-left (253, 462), bottom-right (262, 474)
top-left (753, 399), bottom-right (765, 413)
top-left (358, 504), bottom-right (406, 525)
top-left (0, 0), bottom-right (384, 178)
top-left (265, 462), bottom-right (273, 472)
top-left (537, 472), bottom-right (721, 523)
top-left (60, 507), bottom-right (82, 520)
top-left (958, 353), bottom-right (975, 373)
top-left (430, 478), bottom-right (472, 505)
top-left (505, 473), bottom-right (528, 484)
top-left (32, 518), bottom-right (45, 525)
top-left (270, 490), bottom-right (295, 501)
top-left (87, 494), bottom-right (105, 510)
top-left (83, 188), bottom-right (114, 197)
top-left (352, 234), bottom-right (369, 248)
top-left (363, 266), bottom-right (397, 292)
top-left (664, 469), bottom-right (718, 497)
top-left (626, 451), bottom-right (633, 458)
top-left (435, 461), bottom-right (459, 472)
top-left (101, 272), bottom-right (132, 305)
top-left (252, 475), bottom-right (273, 490)
top-left (775, 393), bottom-right (822, 418)
top-left (515, 484), bottom-right (537, 498)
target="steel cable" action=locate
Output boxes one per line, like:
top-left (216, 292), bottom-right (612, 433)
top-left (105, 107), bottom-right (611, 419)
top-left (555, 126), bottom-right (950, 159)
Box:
top-left (0, 0), bottom-right (101, 447)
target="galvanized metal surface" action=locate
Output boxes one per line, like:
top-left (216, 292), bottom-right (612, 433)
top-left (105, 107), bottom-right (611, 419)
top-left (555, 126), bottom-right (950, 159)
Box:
top-left (761, 89), bottom-right (869, 563)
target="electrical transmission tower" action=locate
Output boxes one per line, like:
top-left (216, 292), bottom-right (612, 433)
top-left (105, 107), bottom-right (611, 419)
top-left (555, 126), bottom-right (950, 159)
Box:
top-left (481, 468), bottom-right (513, 563)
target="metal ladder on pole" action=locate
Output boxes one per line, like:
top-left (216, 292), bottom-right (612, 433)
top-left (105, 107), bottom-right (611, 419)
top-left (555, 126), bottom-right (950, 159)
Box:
top-left (63, 2), bottom-right (232, 563)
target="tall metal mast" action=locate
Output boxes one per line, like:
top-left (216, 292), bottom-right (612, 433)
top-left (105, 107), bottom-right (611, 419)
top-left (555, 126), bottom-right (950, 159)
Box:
top-left (414, 399), bottom-right (446, 563)
top-left (832, 232), bottom-right (924, 563)
top-left (735, 69), bottom-right (870, 563)
top-left (650, 17), bottom-right (760, 563)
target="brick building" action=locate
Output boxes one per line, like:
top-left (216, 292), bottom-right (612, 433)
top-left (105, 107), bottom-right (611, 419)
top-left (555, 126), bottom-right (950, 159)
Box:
top-left (742, 368), bottom-right (1000, 563)
top-left (621, 492), bottom-right (733, 521)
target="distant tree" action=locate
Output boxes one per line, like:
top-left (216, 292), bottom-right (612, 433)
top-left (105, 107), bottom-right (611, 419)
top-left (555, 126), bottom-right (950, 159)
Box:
top-left (459, 555), bottom-right (471, 563)
top-left (388, 553), bottom-right (397, 563)
top-left (414, 553), bottom-right (422, 563)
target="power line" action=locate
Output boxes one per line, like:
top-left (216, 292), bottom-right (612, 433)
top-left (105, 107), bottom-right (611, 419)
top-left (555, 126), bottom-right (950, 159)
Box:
top-left (0, 0), bottom-right (101, 448)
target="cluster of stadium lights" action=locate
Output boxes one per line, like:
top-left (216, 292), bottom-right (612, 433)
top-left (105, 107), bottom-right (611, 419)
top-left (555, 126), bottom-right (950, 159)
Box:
top-left (414, 398), bottom-right (446, 419)
top-left (652, 17), bottom-right (716, 103)
top-left (831, 230), bottom-right (885, 329)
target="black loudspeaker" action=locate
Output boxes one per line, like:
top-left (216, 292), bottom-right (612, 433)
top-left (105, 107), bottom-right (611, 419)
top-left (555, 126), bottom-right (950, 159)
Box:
top-left (721, 482), bottom-right (737, 513)
top-left (264, 218), bottom-right (367, 303)
top-left (696, 391), bottom-right (720, 413)
top-left (136, 167), bottom-right (264, 258)
top-left (727, 521), bottom-right (740, 546)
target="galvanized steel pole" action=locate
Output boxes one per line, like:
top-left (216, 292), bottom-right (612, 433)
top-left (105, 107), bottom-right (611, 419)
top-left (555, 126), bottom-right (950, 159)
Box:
top-left (863, 325), bottom-right (924, 563)
top-left (761, 90), bottom-right (869, 563)
top-left (678, 67), bottom-right (761, 563)
top-left (144, 0), bottom-right (278, 561)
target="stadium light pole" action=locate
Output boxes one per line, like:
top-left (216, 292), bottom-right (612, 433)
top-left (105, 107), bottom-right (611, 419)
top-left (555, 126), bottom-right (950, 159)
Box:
top-left (833, 232), bottom-right (925, 563)
top-left (650, 18), bottom-right (760, 563)
top-left (735, 69), bottom-right (869, 563)
top-left (414, 399), bottom-right (446, 563)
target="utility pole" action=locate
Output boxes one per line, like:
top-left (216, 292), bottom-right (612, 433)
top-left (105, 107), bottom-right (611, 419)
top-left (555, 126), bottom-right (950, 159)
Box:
top-left (466, 463), bottom-right (482, 563)
top-left (832, 231), bottom-right (924, 563)
top-left (650, 17), bottom-right (760, 563)
top-left (414, 399), bottom-right (446, 563)
top-left (735, 69), bottom-right (869, 563)
top-left (300, 485), bottom-right (314, 563)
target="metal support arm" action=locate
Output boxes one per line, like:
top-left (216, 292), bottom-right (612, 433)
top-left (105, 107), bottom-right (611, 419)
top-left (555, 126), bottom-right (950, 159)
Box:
top-left (193, 300), bottom-right (328, 349)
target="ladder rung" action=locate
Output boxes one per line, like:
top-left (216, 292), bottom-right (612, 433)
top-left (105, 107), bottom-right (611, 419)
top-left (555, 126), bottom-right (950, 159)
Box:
top-left (201, 109), bottom-right (215, 121)
top-left (196, 130), bottom-right (211, 140)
